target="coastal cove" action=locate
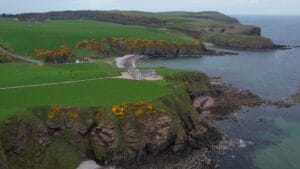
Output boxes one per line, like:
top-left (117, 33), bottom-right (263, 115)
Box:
top-left (140, 15), bottom-right (300, 169)
top-left (0, 11), bottom-right (299, 169)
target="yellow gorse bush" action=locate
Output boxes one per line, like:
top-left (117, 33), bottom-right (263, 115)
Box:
top-left (111, 101), bottom-right (165, 118)
top-left (47, 106), bottom-right (62, 119)
top-left (68, 111), bottom-right (79, 119)
top-left (48, 106), bottom-right (80, 120)
top-left (75, 37), bottom-right (204, 55)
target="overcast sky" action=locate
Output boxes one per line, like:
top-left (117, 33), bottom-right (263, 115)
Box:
top-left (0, 0), bottom-right (299, 15)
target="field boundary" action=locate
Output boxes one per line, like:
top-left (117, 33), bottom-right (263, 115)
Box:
top-left (0, 47), bottom-right (43, 65)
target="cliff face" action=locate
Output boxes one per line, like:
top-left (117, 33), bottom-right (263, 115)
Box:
top-left (201, 33), bottom-right (277, 50)
top-left (0, 140), bottom-right (9, 169)
top-left (0, 93), bottom-right (221, 169)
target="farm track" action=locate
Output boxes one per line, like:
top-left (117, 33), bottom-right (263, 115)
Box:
top-left (0, 47), bottom-right (43, 65)
top-left (0, 77), bottom-right (109, 90)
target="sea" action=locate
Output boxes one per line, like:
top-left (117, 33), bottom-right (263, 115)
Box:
top-left (140, 15), bottom-right (300, 169)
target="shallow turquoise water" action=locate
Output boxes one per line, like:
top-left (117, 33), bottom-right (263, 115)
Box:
top-left (254, 117), bottom-right (300, 169)
top-left (140, 16), bottom-right (300, 169)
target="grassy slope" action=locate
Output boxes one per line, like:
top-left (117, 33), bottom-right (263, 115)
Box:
top-left (0, 62), bottom-right (121, 88)
top-left (0, 18), bottom-right (194, 56)
top-left (0, 78), bottom-right (174, 118)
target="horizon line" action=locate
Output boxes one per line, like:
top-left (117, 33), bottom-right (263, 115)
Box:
top-left (1, 9), bottom-right (300, 16)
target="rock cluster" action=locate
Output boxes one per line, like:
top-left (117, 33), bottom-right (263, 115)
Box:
top-left (292, 91), bottom-right (300, 103)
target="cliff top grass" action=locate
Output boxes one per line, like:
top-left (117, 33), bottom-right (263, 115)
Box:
top-left (0, 62), bottom-right (122, 88)
top-left (0, 78), bottom-right (178, 119)
top-left (0, 18), bottom-right (194, 56)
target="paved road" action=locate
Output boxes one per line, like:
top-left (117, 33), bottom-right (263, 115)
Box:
top-left (0, 47), bottom-right (43, 65)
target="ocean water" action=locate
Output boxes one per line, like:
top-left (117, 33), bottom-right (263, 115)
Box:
top-left (140, 16), bottom-right (300, 169)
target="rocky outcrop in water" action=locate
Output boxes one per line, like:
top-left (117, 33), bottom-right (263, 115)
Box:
top-left (292, 91), bottom-right (300, 102)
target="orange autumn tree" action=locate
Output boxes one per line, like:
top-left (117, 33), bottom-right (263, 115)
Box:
top-left (35, 45), bottom-right (74, 64)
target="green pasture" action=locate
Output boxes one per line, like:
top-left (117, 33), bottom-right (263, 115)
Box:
top-left (0, 18), bottom-right (193, 56)
top-left (0, 62), bottom-right (122, 88)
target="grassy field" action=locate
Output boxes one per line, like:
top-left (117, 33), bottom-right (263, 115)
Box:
top-left (0, 78), bottom-right (175, 118)
top-left (0, 62), bottom-right (187, 119)
top-left (0, 62), bottom-right (122, 88)
top-left (0, 18), bottom-right (194, 56)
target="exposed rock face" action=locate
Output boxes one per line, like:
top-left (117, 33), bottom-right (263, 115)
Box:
top-left (46, 107), bottom-right (96, 135)
top-left (0, 140), bottom-right (9, 169)
top-left (194, 83), bottom-right (264, 120)
top-left (193, 96), bottom-right (215, 110)
top-left (0, 118), bottom-right (53, 169)
top-left (1, 118), bottom-right (50, 155)
top-left (36, 123), bottom-right (51, 149)
top-left (239, 26), bottom-right (261, 36)
top-left (91, 123), bottom-right (119, 163)
top-left (188, 123), bottom-right (222, 149)
top-left (292, 91), bottom-right (300, 103)
top-left (90, 112), bottom-right (207, 166)
top-left (144, 115), bottom-right (176, 155)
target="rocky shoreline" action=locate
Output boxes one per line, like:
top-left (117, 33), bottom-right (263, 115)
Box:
top-left (292, 90), bottom-right (300, 103)
top-left (111, 56), bottom-right (293, 169)
top-left (120, 76), bottom-right (269, 169)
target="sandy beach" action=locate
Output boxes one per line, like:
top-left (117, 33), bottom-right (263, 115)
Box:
top-left (115, 54), bottom-right (145, 68)
top-left (76, 160), bottom-right (115, 169)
